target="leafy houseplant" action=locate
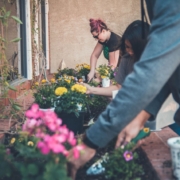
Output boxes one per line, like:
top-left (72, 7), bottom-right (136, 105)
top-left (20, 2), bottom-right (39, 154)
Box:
top-left (33, 79), bottom-right (56, 109)
top-left (0, 104), bottom-right (82, 180)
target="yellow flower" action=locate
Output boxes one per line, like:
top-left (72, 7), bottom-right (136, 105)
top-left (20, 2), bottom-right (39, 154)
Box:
top-left (41, 79), bottom-right (46, 83)
top-left (65, 79), bottom-right (71, 84)
top-left (10, 138), bottom-right (16, 144)
top-left (143, 128), bottom-right (150, 133)
top-left (55, 87), bottom-right (68, 96)
top-left (83, 64), bottom-right (90, 70)
top-left (104, 69), bottom-right (109, 75)
top-left (35, 82), bottom-right (39, 86)
top-left (27, 141), bottom-right (34, 146)
top-left (50, 78), bottom-right (56, 83)
top-left (71, 84), bottom-right (87, 94)
top-left (101, 75), bottom-right (106, 79)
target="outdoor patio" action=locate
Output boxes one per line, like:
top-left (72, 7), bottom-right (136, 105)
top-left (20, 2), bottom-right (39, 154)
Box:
top-left (0, 71), bottom-right (179, 180)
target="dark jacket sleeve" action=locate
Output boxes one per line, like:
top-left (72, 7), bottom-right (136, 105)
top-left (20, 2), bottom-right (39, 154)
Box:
top-left (144, 83), bottom-right (171, 120)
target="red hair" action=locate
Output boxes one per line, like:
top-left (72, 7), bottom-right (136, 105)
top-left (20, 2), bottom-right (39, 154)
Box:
top-left (89, 18), bottom-right (108, 33)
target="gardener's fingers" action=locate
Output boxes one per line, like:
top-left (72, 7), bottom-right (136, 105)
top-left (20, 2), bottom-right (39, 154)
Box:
top-left (67, 162), bottom-right (78, 180)
top-left (115, 131), bottom-right (126, 149)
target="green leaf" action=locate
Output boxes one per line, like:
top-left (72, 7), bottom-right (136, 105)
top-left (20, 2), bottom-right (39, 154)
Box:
top-left (12, 104), bottom-right (21, 111)
top-left (0, 37), bottom-right (6, 42)
top-left (0, 16), bottom-right (4, 19)
top-left (27, 164), bottom-right (39, 175)
top-left (9, 86), bottom-right (17, 91)
top-left (11, 37), bottom-right (21, 42)
top-left (5, 11), bottom-right (11, 18)
top-left (11, 16), bottom-right (23, 24)
top-left (14, 103), bottom-right (22, 107)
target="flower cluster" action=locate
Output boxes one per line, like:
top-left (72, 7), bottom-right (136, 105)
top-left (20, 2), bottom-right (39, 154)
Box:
top-left (96, 64), bottom-right (114, 79)
top-left (23, 104), bottom-right (81, 157)
top-left (55, 87), bottom-right (68, 96)
top-left (71, 84), bottom-right (87, 94)
top-left (76, 63), bottom-right (90, 77)
top-left (33, 81), bottom-right (56, 109)
top-left (55, 67), bottom-right (77, 79)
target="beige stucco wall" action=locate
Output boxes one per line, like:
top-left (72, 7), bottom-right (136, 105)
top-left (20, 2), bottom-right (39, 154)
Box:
top-left (49, 0), bottom-right (140, 73)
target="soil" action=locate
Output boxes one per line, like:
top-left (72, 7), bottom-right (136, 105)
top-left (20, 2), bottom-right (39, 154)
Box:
top-left (75, 147), bottom-right (159, 180)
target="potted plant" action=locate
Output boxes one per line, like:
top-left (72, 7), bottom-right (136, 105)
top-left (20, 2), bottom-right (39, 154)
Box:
top-left (55, 67), bottom-right (77, 80)
top-left (54, 84), bottom-right (87, 134)
top-left (96, 64), bottom-right (115, 87)
top-left (75, 63), bottom-right (90, 82)
top-left (101, 142), bottom-right (144, 180)
top-left (33, 79), bottom-right (56, 110)
top-left (0, 104), bottom-right (83, 180)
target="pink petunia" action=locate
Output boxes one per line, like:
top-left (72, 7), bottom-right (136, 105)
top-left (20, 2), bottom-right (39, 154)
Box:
top-left (123, 151), bottom-right (133, 161)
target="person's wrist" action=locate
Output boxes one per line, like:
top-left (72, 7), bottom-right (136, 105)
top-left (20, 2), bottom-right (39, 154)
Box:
top-left (81, 142), bottom-right (96, 154)
top-left (139, 110), bottom-right (151, 127)
top-left (83, 134), bottom-right (99, 150)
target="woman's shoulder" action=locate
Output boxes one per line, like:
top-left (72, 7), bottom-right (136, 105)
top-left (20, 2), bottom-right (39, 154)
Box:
top-left (111, 31), bottom-right (121, 38)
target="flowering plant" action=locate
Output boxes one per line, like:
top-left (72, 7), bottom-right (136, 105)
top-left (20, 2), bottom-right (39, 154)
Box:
top-left (75, 63), bottom-right (90, 78)
top-left (102, 142), bottom-right (143, 180)
top-left (56, 75), bottom-right (76, 89)
top-left (0, 104), bottom-right (82, 180)
top-left (33, 79), bottom-right (57, 109)
top-left (96, 64), bottom-right (115, 79)
top-left (55, 84), bottom-right (87, 117)
top-left (55, 67), bottom-right (77, 79)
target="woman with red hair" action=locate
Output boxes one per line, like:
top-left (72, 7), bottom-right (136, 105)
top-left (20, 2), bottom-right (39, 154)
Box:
top-left (88, 18), bottom-right (121, 81)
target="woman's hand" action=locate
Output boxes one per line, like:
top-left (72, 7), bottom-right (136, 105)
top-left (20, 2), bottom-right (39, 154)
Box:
top-left (67, 143), bottom-right (96, 180)
top-left (115, 110), bottom-right (150, 149)
top-left (87, 71), bottom-right (95, 82)
top-left (82, 83), bottom-right (92, 94)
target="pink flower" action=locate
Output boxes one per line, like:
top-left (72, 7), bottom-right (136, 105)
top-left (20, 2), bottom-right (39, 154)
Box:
top-left (25, 104), bottom-right (44, 119)
top-left (123, 151), bottom-right (133, 161)
top-left (37, 141), bottom-right (50, 155)
top-left (45, 134), bottom-right (65, 154)
top-left (67, 131), bottom-right (76, 146)
top-left (73, 144), bottom-right (85, 159)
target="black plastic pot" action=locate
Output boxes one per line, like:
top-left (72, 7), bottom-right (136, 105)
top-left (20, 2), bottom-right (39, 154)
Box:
top-left (56, 111), bottom-right (85, 135)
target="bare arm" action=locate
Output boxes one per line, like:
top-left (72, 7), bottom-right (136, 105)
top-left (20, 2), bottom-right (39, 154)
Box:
top-left (84, 83), bottom-right (121, 96)
top-left (88, 42), bottom-right (103, 81)
top-left (109, 50), bottom-right (120, 69)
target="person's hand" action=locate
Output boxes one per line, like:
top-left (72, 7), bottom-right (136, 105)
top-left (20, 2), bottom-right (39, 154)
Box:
top-left (81, 83), bottom-right (92, 94)
top-left (115, 110), bottom-right (150, 149)
top-left (87, 71), bottom-right (95, 82)
top-left (67, 143), bottom-right (96, 180)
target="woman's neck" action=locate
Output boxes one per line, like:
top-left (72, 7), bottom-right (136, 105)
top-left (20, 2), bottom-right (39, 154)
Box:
top-left (106, 30), bottom-right (111, 41)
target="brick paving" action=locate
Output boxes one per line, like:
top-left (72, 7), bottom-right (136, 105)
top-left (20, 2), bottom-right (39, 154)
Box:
top-left (141, 127), bottom-right (178, 180)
